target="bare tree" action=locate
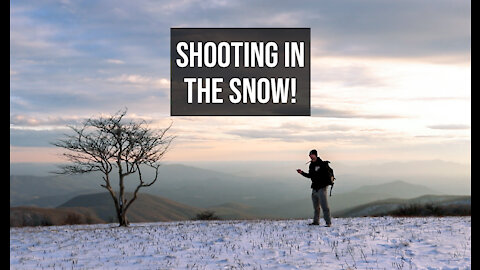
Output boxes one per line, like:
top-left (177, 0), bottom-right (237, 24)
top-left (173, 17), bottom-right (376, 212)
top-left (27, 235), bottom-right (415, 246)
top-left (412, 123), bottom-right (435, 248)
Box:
top-left (52, 108), bottom-right (174, 227)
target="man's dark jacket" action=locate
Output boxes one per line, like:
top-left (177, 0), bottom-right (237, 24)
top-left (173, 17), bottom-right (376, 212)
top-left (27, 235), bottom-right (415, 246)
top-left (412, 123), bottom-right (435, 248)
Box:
top-left (300, 158), bottom-right (330, 191)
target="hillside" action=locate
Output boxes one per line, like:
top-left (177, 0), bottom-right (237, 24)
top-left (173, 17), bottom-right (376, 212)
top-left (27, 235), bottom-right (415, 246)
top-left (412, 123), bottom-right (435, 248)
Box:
top-left (58, 192), bottom-right (205, 222)
top-left (205, 202), bottom-right (268, 220)
top-left (58, 192), bottom-right (271, 222)
top-left (334, 194), bottom-right (471, 217)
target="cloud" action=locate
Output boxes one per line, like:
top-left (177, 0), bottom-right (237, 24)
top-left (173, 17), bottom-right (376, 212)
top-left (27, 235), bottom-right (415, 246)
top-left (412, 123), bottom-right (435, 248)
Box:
top-left (12, 0), bottom-right (470, 63)
top-left (106, 74), bottom-right (170, 89)
top-left (224, 119), bottom-right (390, 143)
top-left (279, 122), bottom-right (354, 132)
top-left (10, 0), bottom-right (469, 117)
top-left (10, 11), bottom-right (82, 61)
top-left (150, 0), bottom-right (470, 61)
top-left (105, 59), bottom-right (125, 65)
top-left (311, 63), bottom-right (386, 88)
top-left (376, 96), bottom-right (470, 102)
top-left (10, 128), bottom-right (67, 147)
top-left (10, 110), bottom-right (174, 129)
top-left (428, 124), bottom-right (470, 130)
top-left (311, 106), bottom-right (406, 119)
top-left (9, 113), bottom-right (173, 147)
top-left (10, 80), bottom-right (169, 116)
top-left (307, 0), bottom-right (470, 61)
top-left (10, 96), bottom-right (30, 109)
top-left (9, 0), bottom-right (470, 165)
top-left (10, 115), bottom-right (83, 127)
top-left (107, 74), bottom-right (151, 84)
top-left (225, 127), bottom-right (399, 144)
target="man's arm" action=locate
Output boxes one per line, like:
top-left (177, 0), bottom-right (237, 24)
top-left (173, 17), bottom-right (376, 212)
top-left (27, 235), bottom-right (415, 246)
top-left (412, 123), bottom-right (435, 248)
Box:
top-left (297, 169), bottom-right (310, 178)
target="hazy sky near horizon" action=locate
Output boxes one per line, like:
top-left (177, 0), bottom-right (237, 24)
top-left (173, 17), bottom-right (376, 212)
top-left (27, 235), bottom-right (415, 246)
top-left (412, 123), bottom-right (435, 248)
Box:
top-left (10, 0), bottom-right (471, 165)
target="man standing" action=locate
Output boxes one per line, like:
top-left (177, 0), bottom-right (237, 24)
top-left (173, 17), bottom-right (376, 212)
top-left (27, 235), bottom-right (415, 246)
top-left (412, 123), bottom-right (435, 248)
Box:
top-left (296, 149), bottom-right (332, 227)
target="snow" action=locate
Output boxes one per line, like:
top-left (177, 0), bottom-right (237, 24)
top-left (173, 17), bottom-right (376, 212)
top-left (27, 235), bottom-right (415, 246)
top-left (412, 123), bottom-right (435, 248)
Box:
top-left (10, 217), bottom-right (470, 269)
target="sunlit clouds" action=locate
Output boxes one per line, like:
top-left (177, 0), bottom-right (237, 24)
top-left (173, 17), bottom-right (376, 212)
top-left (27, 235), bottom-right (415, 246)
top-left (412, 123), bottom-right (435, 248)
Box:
top-left (10, 0), bottom-right (470, 164)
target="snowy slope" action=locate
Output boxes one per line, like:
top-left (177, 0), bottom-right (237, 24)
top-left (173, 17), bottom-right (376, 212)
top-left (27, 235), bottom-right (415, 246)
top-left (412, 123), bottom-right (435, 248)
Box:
top-left (10, 217), bottom-right (470, 269)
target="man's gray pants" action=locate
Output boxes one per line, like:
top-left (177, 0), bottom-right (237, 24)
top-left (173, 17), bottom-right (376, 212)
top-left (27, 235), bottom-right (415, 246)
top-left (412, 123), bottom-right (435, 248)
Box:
top-left (311, 187), bottom-right (332, 225)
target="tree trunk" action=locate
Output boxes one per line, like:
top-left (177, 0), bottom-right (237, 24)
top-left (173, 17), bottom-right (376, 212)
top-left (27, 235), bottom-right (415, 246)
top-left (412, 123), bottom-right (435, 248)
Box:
top-left (116, 201), bottom-right (129, 227)
top-left (118, 211), bottom-right (129, 227)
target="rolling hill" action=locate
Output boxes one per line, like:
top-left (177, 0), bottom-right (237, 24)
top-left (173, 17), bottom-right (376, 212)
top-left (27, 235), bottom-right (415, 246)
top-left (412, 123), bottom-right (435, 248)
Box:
top-left (333, 194), bottom-right (471, 217)
top-left (57, 192), bottom-right (267, 222)
top-left (58, 192), bottom-right (205, 222)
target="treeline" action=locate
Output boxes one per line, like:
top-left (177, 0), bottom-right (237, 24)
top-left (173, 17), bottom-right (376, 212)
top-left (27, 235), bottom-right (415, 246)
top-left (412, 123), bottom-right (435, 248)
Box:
top-left (388, 203), bottom-right (470, 217)
top-left (10, 206), bottom-right (104, 227)
top-left (11, 207), bottom-right (223, 227)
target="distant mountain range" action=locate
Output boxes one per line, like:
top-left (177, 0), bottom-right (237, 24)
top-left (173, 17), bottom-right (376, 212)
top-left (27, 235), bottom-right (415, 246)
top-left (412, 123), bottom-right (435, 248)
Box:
top-left (11, 159), bottom-right (471, 194)
top-left (11, 192), bottom-right (470, 227)
top-left (11, 164), bottom-right (309, 209)
top-left (350, 180), bottom-right (437, 198)
top-left (10, 175), bottom-right (99, 207)
top-left (10, 163), bottom-right (470, 223)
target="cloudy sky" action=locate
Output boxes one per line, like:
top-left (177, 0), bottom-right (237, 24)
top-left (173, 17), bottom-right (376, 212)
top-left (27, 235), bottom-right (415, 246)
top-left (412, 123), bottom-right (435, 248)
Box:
top-left (10, 0), bottom-right (470, 165)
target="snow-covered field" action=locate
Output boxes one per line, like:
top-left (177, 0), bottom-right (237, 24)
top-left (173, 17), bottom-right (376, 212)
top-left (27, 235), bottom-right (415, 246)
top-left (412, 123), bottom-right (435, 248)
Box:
top-left (10, 217), bottom-right (470, 269)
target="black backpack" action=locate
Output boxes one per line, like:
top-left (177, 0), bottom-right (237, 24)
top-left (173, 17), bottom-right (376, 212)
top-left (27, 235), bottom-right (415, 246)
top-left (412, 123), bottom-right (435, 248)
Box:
top-left (323, 161), bottom-right (336, 196)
